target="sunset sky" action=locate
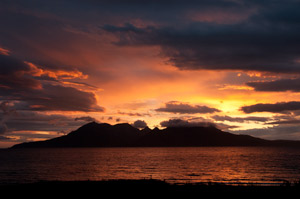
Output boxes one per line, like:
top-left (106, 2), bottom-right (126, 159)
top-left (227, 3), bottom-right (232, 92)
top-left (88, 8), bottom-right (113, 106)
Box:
top-left (1, 0), bottom-right (300, 147)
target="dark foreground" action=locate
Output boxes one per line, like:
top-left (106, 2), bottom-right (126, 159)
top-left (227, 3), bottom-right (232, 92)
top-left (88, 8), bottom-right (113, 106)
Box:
top-left (1, 180), bottom-right (300, 196)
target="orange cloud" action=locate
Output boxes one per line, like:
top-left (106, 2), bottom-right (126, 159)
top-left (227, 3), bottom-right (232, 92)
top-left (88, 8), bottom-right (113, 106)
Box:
top-left (24, 61), bottom-right (88, 80)
top-left (218, 84), bottom-right (254, 91)
top-left (0, 47), bottom-right (10, 56)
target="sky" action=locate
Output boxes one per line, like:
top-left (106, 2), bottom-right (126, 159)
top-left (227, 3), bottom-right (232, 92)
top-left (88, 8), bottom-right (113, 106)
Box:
top-left (1, 0), bottom-right (300, 147)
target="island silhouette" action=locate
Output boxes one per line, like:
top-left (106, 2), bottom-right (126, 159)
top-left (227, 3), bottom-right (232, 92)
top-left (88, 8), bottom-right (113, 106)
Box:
top-left (12, 121), bottom-right (300, 148)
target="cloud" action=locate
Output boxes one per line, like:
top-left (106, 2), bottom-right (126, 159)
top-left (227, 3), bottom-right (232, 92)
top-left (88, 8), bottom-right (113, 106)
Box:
top-left (2, 0), bottom-right (253, 28)
top-left (212, 115), bottom-right (270, 123)
top-left (75, 116), bottom-right (97, 122)
top-left (117, 111), bottom-right (143, 117)
top-left (247, 78), bottom-right (300, 92)
top-left (0, 47), bottom-right (10, 56)
top-left (267, 119), bottom-right (300, 125)
top-left (0, 8), bottom-right (90, 67)
top-left (265, 115), bottom-right (300, 125)
top-left (1, 84), bottom-right (105, 112)
top-left (155, 101), bottom-right (220, 114)
top-left (0, 54), bottom-right (42, 91)
top-left (0, 135), bottom-right (11, 140)
top-left (132, 120), bottom-right (148, 129)
top-left (104, 22), bottom-right (300, 73)
top-left (240, 101), bottom-right (300, 113)
top-left (102, 1), bottom-right (300, 73)
top-left (24, 61), bottom-right (88, 81)
top-left (0, 54), bottom-right (104, 112)
top-left (160, 118), bottom-right (215, 128)
top-left (3, 0), bottom-right (300, 74)
top-left (1, 111), bottom-right (91, 133)
top-left (0, 101), bottom-right (17, 135)
top-left (232, 125), bottom-right (300, 141)
top-left (159, 118), bottom-right (238, 130)
top-left (0, 101), bottom-right (16, 116)
top-left (117, 111), bottom-right (151, 117)
top-left (0, 123), bottom-right (8, 135)
top-left (23, 84), bottom-right (104, 112)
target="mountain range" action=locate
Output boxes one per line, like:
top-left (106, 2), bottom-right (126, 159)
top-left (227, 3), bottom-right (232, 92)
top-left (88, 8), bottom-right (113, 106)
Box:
top-left (11, 122), bottom-right (300, 148)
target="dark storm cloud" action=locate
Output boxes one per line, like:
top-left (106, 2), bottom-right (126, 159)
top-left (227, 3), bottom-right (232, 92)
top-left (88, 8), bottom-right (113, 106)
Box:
top-left (0, 5), bottom-right (106, 116)
top-left (232, 125), bottom-right (300, 140)
top-left (132, 120), bottom-right (148, 129)
top-left (246, 78), bottom-right (300, 92)
top-left (0, 111), bottom-right (96, 143)
top-left (1, 81), bottom-right (104, 112)
top-left (241, 101), bottom-right (300, 113)
top-left (0, 0), bottom-right (252, 24)
top-left (3, 0), bottom-right (300, 74)
top-left (75, 116), bottom-right (97, 122)
top-left (0, 54), bottom-right (104, 112)
top-left (0, 123), bottom-right (8, 135)
top-left (160, 118), bottom-right (216, 128)
top-left (103, 21), bottom-right (300, 73)
top-left (102, 1), bottom-right (300, 73)
top-left (212, 115), bottom-right (269, 123)
top-left (0, 135), bottom-right (11, 140)
top-left (0, 101), bottom-right (17, 135)
top-left (267, 119), bottom-right (300, 125)
top-left (117, 111), bottom-right (151, 117)
top-left (0, 54), bottom-right (30, 74)
top-left (7, 85), bottom-right (104, 112)
top-left (155, 101), bottom-right (220, 114)
top-left (159, 118), bottom-right (237, 130)
top-left (1, 111), bottom-right (92, 133)
top-left (23, 84), bottom-right (104, 112)
top-left (0, 54), bottom-right (41, 90)
top-left (0, 6), bottom-right (108, 72)
top-left (0, 10), bottom-right (69, 67)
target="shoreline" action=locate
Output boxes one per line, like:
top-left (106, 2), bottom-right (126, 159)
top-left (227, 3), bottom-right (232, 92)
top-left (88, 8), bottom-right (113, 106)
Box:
top-left (1, 179), bottom-right (300, 195)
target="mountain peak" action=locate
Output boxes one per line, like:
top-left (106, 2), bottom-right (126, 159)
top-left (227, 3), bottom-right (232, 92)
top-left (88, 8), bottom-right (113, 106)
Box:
top-left (141, 126), bottom-right (151, 134)
top-left (76, 122), bottom-right (111, 132)
top-left (114, 123), bottom-right (136, 129)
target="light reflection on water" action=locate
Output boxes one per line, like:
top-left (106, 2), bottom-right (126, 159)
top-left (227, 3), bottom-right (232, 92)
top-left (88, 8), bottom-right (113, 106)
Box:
top-left (1, 147), bottom-right (300, 184)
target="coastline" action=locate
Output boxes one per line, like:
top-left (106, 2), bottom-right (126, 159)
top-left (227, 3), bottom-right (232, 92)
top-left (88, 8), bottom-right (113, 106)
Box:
top-left (1, 179), bottom-right (300, 196)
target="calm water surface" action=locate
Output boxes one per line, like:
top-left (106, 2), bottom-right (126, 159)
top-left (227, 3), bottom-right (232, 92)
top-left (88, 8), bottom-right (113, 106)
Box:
top-left (1, 147), bottom-right (300, 184)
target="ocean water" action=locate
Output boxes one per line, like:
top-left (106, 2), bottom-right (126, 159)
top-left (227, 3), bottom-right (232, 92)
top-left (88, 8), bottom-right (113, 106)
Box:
top-left (1, 147), bottom-right (300, 185)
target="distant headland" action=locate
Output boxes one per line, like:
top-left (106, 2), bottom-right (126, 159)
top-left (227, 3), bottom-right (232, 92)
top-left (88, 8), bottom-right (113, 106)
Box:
top-left (11, 122), bottom-right (300, 148)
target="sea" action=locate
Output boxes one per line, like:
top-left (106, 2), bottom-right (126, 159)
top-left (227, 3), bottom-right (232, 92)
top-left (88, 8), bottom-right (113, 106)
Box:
top-left (1, 147), bottom-right (300, 185)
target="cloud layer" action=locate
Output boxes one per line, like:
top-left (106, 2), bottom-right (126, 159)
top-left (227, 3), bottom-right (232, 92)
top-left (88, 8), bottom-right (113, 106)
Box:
top-left (241, 101), bottom-right (300, 113)
top-left (103, 1), bottom-right (300, 73)
top-left (156, 101), bottom-right (220, 114)
top-left (247, 78), bottom-right (300, 92)
top-left (132, 120), bottom-right (148, 129)
top-left (0, 54), bottom-right (104, 112)
top-left (160, 118), bottom-right (215, 128)
top-left (212, 115), bottom-right (269, 123)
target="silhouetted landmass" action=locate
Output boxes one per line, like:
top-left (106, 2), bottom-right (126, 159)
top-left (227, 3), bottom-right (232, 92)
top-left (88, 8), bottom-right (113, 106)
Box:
top-left (11, 122), bottom-right (300, 148)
